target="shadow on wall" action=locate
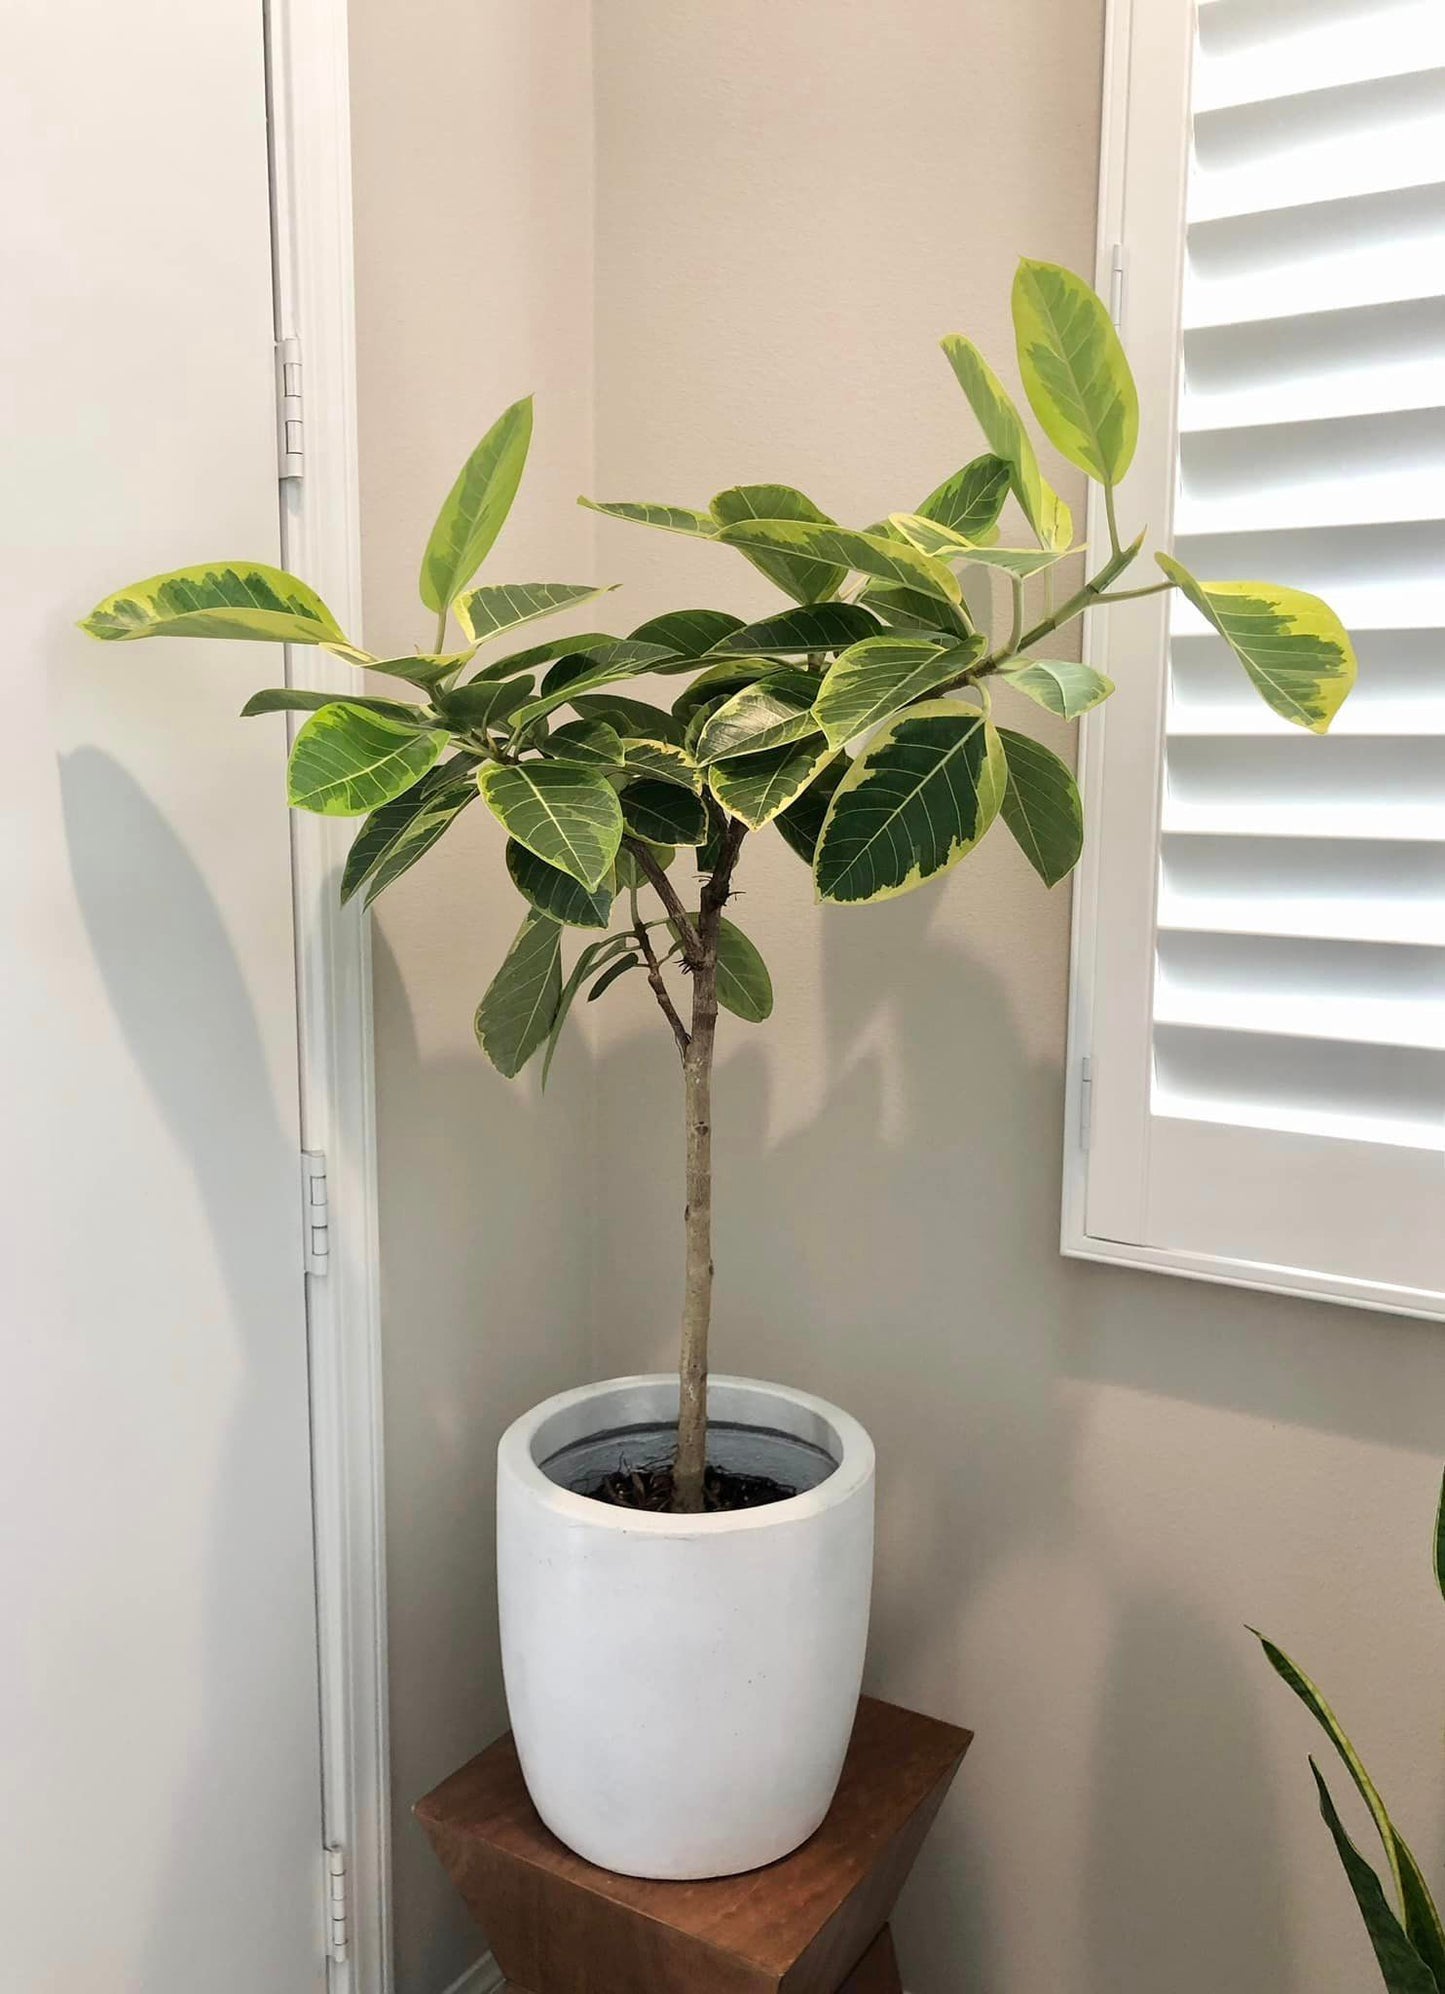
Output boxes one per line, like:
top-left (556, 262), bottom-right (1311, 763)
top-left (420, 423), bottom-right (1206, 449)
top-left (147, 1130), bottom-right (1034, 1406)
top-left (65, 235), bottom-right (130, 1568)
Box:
top-left (59, 748), bottom-right (322, 1990)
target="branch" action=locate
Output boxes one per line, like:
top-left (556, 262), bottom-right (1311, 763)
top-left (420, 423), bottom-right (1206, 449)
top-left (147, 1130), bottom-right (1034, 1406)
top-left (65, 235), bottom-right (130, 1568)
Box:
top-left (631, 885), bottom-right (690, 1059)
top-left (699, 817), bottom-right (748, 940)
top-left (625, 837), bottom-right (703, 963)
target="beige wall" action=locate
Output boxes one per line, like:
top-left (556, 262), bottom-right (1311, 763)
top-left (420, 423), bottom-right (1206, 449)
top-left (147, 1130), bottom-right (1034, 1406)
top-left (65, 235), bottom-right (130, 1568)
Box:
top-left (353, 4), bottom-right (1445, 1990)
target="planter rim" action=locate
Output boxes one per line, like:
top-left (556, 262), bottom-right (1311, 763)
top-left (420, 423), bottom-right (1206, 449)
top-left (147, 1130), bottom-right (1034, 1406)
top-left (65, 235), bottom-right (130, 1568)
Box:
top-left (498, 1372), bottom-right (874, 1539)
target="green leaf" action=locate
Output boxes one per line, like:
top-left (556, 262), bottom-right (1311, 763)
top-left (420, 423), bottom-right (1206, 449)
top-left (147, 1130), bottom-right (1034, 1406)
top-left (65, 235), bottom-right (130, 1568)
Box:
top-left (1012, 258), bottom-right (1138, 485)
top-left (1157, 555), bottom-right (1356, 733)
top-left (242, 688), bottom-right (424, 719)
top-left (916, 454), bottom-right (1012, 544)
top-left (814, 699), bottom-right (1004, 904)
top-left (709, 736), bottom-right (837, 830)
top-left (1256, 1634), bottom-right (1445, 1983)
top-left (369, 652), bottom-right (472, 692)
top-left (814, 636), bottom-right (983, 749)
top-left (511, 640), bottom-right (680, 731)
top-left (453, 580), bottom-right (614, 645)
top-left (620, 780), bottom-right (709, 846)
top-left (587, 955), bottom-right (641, 1001)
top-left (672, 659), bottom-right (775, 722)
top-left (579, 497), bottom-right (718, 538)
top-left (629, 608), bottom-right (745, 656)
top-left (859, 579), bottom-right (974, 643)
top-left (82, 561), bottom-right (350, 649)
top-left (467, 632), bottom-right (613, 683)
top-left (619, 738), bottom-right (703, 791)
top-left (996, 727), bottom-right (1083, 886)
top-left (1001, 658), bottom-right (1115, 720)
top-left (694, 672), bottom-right (822, 762)
top-left (709, 485), bottom-right (847, 603)
top-left (708, 602), bottom-right (884, 656)
top-left (572, 693), bottom-right (687, 747)
top-left (940, 335), bottom-right (1073, 551)
top-left (775, 753), bottom-right (847, 865)
top-left (540, 934), bottom-right (637, 1087)
top-left (434, 677), bottom-right (533, 731)
top-left (420, 397), bottom-right (533, 613)
top-left (614, 843), bottom-right (674, 892)
top-left (889, 513), bottom-right (1075, 578)
top-left (287, 703), bottom-right (449, 816)
top-left (547, 718), bottom-right (626, 767)
top-left (505, 839), bottom-right (613, 928)
top-left (340, 757), bottom-right (478, 906)
top-left (1309, 1764), bottom-right (1440, 1994)
top-left (715, 518), bottom-right (963, 607)
top-left (478, 761), bottom-right (623, 888)
top-left (716, 918), bottom-right (773, 1022)
top-left (474, 911), bottom-right (563, 1079)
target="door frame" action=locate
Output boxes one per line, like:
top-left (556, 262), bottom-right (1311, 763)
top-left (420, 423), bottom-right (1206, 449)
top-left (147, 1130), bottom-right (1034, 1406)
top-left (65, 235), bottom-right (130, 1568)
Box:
top-left (267, 0), bottom-right (392, 1988)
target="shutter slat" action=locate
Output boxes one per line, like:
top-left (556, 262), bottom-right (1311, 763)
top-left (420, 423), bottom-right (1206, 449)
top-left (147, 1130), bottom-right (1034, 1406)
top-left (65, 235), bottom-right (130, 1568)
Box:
top-left (1196, 0), bottom-right (1445, 107)
top-left (1159, 835), bottom-right (1445, 947)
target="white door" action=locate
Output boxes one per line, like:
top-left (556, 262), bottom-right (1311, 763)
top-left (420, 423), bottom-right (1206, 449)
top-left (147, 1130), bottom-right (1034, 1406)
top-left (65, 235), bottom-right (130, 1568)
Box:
top-left (1, 3), bottom-right (327, 1990)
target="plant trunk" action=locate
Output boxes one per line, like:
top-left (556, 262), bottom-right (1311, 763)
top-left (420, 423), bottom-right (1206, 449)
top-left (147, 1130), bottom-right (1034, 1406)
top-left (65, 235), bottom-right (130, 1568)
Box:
top-left (673, 942), bottom-right (718, 1513)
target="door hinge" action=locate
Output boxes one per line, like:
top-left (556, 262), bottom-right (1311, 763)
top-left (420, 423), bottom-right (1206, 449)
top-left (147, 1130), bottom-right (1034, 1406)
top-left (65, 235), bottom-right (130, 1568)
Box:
top-left (1108, 243), bottom-right (1126, 330)
top-left (276, 334), bottom-right (303, 481)
top-left (301, 1150), bottom-right (330, 1277)
top-left (1079, 1055), bottom-right (1094, 1152)
top-left (324, 1844), bottom-right (350, 1965)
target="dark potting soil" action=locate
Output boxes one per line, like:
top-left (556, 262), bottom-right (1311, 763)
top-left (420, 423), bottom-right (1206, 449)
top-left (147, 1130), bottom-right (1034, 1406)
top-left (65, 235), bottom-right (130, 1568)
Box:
top-left (579, 1460), bottom-right (797, 1513)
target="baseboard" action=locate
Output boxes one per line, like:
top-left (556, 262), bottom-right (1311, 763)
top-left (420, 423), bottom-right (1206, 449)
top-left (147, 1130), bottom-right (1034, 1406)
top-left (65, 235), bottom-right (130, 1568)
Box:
top-left (437, 1952), bottom-right (505, 1994)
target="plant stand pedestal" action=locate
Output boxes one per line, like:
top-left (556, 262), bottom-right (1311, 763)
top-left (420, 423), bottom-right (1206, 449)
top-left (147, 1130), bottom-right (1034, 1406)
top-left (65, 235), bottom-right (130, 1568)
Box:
top-left (415, 1695), bottom-right (971, 1994)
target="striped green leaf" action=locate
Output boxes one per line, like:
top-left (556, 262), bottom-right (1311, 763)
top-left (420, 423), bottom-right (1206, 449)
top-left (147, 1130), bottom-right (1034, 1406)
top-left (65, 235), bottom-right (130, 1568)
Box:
top-left (628, 607), bottom-right (745, 656)
top-left (814, 636), bottom-right (982, 749)
top-left (1001, 659), bottom-right (1115, 720)
top-left (287, 703), bottom-right (448, 816)
top-left (340, 757), bottom-right (478, 907)
top-left (715, 518), bottom-right (962, 607)
top-left (619, 738), bottom-right (703, 791)
top-left (890, 513), bottom-right (1075, 579)
top-left (434, 677), bottom-right (533, 732)
top-left (82, 561), bottom-right (351, 649)
top-left (716, 919), bottom-right (773, 1022)
top-left (707, 602), bottom-right (884, 656)
top-left (774, 753), bottom-right (847, 865)
top-left (477, 761), bottom-right (622, 888)
top-left (917, 454), bottom-right (1012, 545)
top-left (420, 397), bottom-right (533, 612)
top-left (709, 735), bottom-right (836, 829)
top-left (547, 719), bottom-right (626, 767)
top-left (505, 839), bottom-right (614, 928)
top-left (540, 934), bottom-right (639, 1087)
top-left (573, 693), bottom-right (687, 747)
top-left (814, 699), bottom-right (1004, 905)
top-left (859, 580), bottom-right (974, 643)
top-left (997, 728), bottom-right (1083, 887)
top-left (587, 955), bottom-right (642, 1002)
top-left (474, 910), bottom-right (563, 1078)
top-left (1012, 259), bottom-right (1138, 485)
top-left (579, 497), bottom-right (719, 539)
top-left (1158, 555), bottom-right (1357, 733)
top-left (620, 780), bottom-right (709, 847)
top-left (694, 673), bottom-right (822, 763)
top-left (673, 659), bottom-right (775, 724)
top-left (709, 484), bottom-right (848, 604)
top-left (940, 335), bottom-right (1073, 552)
top-left (1309, 1765), bottom-right (1440, 1994)
top-left (510, 640), bottom-right (679, 732)
top-left (242, 689), bottom-right (422, 720)
top-left (453, 580), bottom-right (614, 645)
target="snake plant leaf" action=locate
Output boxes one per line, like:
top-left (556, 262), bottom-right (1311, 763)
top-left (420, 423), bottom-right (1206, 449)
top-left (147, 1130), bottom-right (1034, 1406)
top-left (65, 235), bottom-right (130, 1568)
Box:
top-left (579, 497), bottom-right (719, 539)
top-left (242, 688), bottom-right (424, 719)
top-left (774, 753), bottom-right (848, 865)
top-left (715, 518), bottom-right (963, 609)
top-left (571, 693), bottom-right (687, 748)
top-left (453, 580), bottom-right (615, 646)
top-left (916, 454), bottom-right (1012, 545)
top-left (997, 727), bottom-right (1084, 887)
top-left (287, 703), bottom-right (449, 816)
top-left (1157, 555), bottom-right (1356, 733)
top-left (859, 579), bottom-right (975, 643)
top-left (940, 335), bottom-right (1073, 552)
top-left (694, 673), bottom-right (822, 763)
top-left (1309, 1764), bottom-right (1441, 1994)
top-left (709, 735), bottom-right (837, 830)
top-left (547, 718), bottom-right (626, 767)
top-left (587, 955), bottom-right (642, 1002)
top-left (619, 738), bottom-right (703, 791)
top-left (1255, 1633), bottom-right (1445, 1982)
top-left (477, 761), bottom-right (623, 888)
top-left (82, 560), bottom-right (352, 649)
top-left (505, 839), bottom-right (614, 929)
top-left (1012, 259), bottom-right (1139, 485)
top-left (707, 602), bottom-right (884, 657)
top-left (619, 779), bottom-right (710, 847)
top-left (474, 910), bottom-right (563, 1078)
top-left (1000, 658), bottom-right (1115, 720)
top-left (419, 397), bottom-right (533, 613)
top-left (889, 513), bottom-right (1077, 579)
top-left (709, 484), bottom-right (848, 603)
top-left (715, 918), bottom-right (773, 1023)
top-left (340, 757), bottom-right (479, 907)
top-left (628, 608), bottom-right (746, 657)
top-left (814, 636), bottom-right (983, 749)
top-left (814, 699), bottom-right (1005, 905)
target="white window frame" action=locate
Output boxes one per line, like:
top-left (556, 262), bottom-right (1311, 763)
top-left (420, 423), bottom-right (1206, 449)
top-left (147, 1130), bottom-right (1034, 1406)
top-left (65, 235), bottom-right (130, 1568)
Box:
top-left (1061, 0), bottom-right (1444, 1324)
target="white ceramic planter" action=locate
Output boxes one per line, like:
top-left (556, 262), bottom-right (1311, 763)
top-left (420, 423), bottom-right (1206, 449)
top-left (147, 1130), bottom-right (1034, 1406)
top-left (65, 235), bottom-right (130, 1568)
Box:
top-left (496, 1373), bottom-right (875, 1880)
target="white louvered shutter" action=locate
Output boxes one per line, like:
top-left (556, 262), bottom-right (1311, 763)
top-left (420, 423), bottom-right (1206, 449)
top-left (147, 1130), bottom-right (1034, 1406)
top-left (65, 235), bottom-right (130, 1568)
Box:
top-left (1065, 0), bottom-right (1445, 1316)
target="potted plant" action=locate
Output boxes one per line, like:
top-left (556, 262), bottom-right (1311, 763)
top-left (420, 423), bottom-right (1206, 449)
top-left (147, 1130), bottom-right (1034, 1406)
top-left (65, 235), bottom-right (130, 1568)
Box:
top-left (84, 260), bottom-right (1356, 1880)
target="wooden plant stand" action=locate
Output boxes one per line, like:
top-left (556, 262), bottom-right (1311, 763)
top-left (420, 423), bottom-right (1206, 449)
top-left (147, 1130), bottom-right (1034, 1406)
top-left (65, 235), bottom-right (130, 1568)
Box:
top-left (416, 1695), bottom-right (971, 1994)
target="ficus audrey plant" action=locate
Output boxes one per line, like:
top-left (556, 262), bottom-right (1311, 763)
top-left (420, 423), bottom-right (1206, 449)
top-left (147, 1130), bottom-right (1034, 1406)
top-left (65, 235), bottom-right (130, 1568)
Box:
top-left (1252, 1471), bottom-right (1445, 1993)
top-left (82, 259), bottom-right (1357, 1513)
